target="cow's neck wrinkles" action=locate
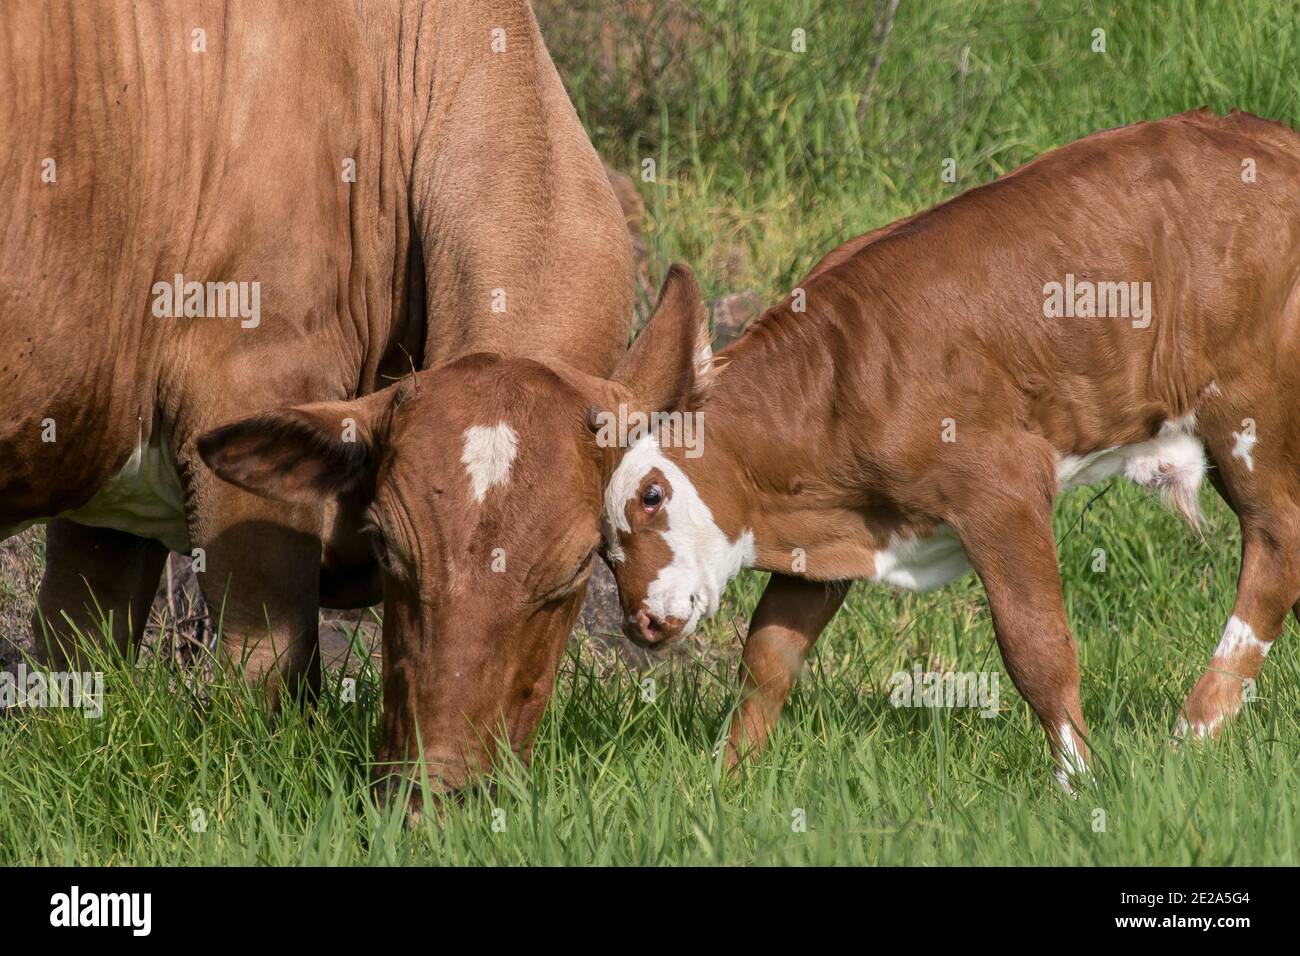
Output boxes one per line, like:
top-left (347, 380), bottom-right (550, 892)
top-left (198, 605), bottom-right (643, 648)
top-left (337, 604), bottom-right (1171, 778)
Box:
top-left (392, 0), bottom-right (632, 380)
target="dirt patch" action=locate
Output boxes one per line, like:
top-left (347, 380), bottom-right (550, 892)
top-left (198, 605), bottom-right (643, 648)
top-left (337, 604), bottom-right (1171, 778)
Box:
top-left (0, 527), bottom-right (42, 672)
top-left (0, 530), bottom-right (666, 675)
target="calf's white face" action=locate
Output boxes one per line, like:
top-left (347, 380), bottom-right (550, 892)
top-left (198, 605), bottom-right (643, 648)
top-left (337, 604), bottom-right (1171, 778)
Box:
top-left (602, 435), bottom-right (754, 645)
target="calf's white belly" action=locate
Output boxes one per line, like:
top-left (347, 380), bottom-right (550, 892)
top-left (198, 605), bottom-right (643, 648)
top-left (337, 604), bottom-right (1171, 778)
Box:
top-left (870, 423), bottom-right (1206, 592)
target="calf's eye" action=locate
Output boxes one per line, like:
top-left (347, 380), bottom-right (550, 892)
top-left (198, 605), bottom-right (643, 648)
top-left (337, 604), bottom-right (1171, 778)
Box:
top-left (641, 483), bottom-right (664, 513)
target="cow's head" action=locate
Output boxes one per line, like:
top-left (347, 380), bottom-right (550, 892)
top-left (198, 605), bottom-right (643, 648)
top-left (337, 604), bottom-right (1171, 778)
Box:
top-left (196, 267), bottom-right (710, 799)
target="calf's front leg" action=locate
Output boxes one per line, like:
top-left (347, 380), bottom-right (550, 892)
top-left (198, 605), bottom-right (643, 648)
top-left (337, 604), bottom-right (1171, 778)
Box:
top-left (727, 573), bottom-right (847, 767)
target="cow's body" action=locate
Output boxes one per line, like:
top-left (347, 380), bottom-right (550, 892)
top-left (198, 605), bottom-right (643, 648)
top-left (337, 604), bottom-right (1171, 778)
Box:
top-left (1, 1), bottom-right (632, 708)
top-left (601, 110), bottom-right (1300, 784)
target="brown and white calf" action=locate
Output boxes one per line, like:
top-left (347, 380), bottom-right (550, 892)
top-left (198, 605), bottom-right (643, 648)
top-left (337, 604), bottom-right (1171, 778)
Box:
top-left (599, 109), bottom-right (1300, 785)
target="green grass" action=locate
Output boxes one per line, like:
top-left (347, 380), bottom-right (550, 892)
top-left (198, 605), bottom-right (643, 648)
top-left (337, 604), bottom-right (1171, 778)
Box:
top-left (4, 0), bottom-right (1300, 864)
top-left (2, 484), bottom-right (1296, 865)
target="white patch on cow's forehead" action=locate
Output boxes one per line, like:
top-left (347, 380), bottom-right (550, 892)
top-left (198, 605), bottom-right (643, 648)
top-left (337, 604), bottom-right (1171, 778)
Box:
top-left (603, 433), bottom-right (684, 561)
top-left (460, 422), bottom-right (518, 503)
top-left (603, 434), bottom-right (655, 561)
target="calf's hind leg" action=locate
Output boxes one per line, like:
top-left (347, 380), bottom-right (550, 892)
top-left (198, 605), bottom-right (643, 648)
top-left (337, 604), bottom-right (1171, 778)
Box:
top-left (1178, 521), bottom-right (1300, 739)
top-left (726, 574), bottom-right (847, 767)
top-left (1177, 409), bottom-right (1300, 738)
top-left (949, 467), bottom-right (1090, 786)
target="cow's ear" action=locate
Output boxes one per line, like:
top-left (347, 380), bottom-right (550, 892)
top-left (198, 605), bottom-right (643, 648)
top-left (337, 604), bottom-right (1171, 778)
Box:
top-left (197, 392), bottom-right (388, 504)
top-left (612, 264), bottom-right (718, 414)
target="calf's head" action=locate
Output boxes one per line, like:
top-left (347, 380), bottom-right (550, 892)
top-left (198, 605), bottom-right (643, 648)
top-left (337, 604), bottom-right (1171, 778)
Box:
top-left (196, 268), bottom-right (711, 797)
top-left (598, 269), bottom-right (754, 648)
top-left (603, 433), bottom-right (752, 648)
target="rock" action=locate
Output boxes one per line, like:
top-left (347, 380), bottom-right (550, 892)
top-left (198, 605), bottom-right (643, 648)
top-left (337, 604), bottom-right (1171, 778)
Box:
top-left (710, 291), bottom-right (765, 347)
top-left (717, 245), bottom-right (749, 289)
top-left (578, 558), bottom-right (624, 639)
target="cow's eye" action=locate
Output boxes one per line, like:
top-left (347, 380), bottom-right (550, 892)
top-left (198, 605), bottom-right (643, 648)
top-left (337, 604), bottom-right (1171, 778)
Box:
top-left (361, 524), bottom-right (389, 568)
top-left (641, 483), bottom-right (664, 513)
top-left (572, 549), bottom-right (595, 583)
top-left (540, 549), bottom-right (596, 604)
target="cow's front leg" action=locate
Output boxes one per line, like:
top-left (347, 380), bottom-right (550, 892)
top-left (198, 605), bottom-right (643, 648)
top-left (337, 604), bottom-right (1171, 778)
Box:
top-left (726, 574), bottom-right (847, 767)
top-left (183, 464), bottom-right (322, 708)
top-left (951, 492), bottom-right (1090, 788)
top-left (33, 519), bottom-right (168, 667)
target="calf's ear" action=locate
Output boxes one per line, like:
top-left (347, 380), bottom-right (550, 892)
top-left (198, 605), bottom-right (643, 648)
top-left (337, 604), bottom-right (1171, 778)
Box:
top-left (612, 263), bottom-right (717, 415)
top-left (197, 392), bottom-right (389, 504)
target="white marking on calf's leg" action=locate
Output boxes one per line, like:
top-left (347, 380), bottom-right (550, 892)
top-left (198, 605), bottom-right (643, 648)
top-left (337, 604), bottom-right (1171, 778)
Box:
top-left (1174, 616), bottom-right (1268, 743)
top-left (1173, 712), bottom-right (1223, 742)
top-left (1054, 721), bottom-right (1090, 793)
top-left (1213, 614), bottom-right (1271, 662)
top-left (1231, 429), bottom-right (1256, 472)
top-left (460, 423), bottom-right (518, 503)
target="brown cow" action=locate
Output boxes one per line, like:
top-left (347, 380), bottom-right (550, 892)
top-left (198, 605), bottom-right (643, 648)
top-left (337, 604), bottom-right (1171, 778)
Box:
top-left (598, 110), bottom-right (1300, 787)
top-left (0, 1), bottom-right (633, 793)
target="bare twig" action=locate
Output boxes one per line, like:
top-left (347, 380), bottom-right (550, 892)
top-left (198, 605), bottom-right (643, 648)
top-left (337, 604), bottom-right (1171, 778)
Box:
top-left (165, 553), bottom-right (176, 622)
top-left (857, 0), bottom-right (901, 124)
